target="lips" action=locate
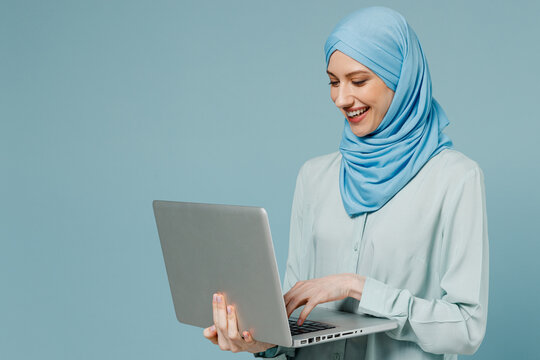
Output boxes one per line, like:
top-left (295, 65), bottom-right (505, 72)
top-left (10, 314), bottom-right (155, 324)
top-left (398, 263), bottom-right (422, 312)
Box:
top-left (345, 107), bottom-right (369, 123)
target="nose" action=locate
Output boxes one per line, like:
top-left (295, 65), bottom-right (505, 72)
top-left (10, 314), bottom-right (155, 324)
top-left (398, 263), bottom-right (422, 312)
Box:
top-left (333, 84), bottom-right (354, 109)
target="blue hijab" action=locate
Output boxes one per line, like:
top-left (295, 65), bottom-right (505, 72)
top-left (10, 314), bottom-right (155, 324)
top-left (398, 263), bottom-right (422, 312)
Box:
top-left (324, 7), bottom-right (453, 217)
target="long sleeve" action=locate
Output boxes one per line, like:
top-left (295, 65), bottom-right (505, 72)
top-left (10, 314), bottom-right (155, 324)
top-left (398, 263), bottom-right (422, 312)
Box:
top-left (357, 166), bottom-right (489, 355)
top-left (283, 163), bottom-right (308, 293)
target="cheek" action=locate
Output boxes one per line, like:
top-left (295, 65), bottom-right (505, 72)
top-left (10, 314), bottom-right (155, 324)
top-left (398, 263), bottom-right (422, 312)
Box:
top-left (382, 92), bottom-right (394, 114)
top-left (330, 89), bottom-right (338, 104)
top-left (370, 88), bottom-right (393, 113)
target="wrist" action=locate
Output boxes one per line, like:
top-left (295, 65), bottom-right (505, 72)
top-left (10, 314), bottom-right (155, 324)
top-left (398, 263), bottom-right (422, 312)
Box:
top-left (347, 274), bottom-right (365, 301)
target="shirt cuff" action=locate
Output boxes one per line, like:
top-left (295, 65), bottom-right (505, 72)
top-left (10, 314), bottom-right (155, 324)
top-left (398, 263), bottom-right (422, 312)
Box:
top-left (253, 345), bottom-right (294, 358)
top-left (253, 346), bottom-right (279, 358)
top-left (358, 276), bottom-right (402, 318)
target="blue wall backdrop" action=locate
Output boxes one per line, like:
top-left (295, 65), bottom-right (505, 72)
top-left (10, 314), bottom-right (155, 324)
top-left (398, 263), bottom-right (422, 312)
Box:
top-left (2, 0), bottom-right (539, 359)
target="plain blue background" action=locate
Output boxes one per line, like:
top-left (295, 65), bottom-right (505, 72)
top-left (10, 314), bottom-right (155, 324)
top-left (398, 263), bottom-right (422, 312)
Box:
top-left (2, 0), bottom-right (539, 359)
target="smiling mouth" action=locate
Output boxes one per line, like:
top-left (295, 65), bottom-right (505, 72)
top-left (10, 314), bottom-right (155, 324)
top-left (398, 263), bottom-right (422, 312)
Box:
top-left (346, 107), bottom-right (369, 122)
top-left (346, 107), bottom-right (369, 117)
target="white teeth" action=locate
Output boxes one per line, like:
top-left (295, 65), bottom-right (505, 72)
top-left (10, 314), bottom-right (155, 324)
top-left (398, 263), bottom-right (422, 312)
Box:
top-left (346, 107), bottom-right (368, 117)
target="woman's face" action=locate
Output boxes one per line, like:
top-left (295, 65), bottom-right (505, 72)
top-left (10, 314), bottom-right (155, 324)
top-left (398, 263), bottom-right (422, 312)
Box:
top-left (327, 50), bottom-right (394, 137)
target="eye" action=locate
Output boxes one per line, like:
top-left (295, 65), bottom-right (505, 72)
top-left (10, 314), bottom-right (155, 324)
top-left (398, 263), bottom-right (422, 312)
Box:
top-left (352, 80), bottom-right (366, 86)
top-left (328, 80), bottom-right (339, 87)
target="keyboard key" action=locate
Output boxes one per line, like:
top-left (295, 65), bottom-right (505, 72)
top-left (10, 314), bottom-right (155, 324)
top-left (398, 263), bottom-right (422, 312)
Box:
top-left (288, 318), bottom-right (336, 336)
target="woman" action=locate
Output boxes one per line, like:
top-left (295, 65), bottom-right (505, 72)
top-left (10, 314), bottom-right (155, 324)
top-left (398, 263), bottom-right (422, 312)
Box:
top-left (203, 6), bottom-right (489, 359)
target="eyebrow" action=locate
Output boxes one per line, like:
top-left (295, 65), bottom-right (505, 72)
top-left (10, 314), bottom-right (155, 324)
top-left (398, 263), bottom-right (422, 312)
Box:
top-left (326, 70), bottom-right (370, 77)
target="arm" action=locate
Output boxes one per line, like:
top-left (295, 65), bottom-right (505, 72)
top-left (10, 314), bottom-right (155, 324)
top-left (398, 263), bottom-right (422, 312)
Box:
top-left (283, 166), bottom-right (489, 355)
top-left (357, 166), bottom-right (489, 354)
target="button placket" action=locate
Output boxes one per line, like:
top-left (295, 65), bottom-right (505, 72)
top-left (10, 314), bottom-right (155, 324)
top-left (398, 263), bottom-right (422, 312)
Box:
top-left (352, 213), bottom-right (368, 274)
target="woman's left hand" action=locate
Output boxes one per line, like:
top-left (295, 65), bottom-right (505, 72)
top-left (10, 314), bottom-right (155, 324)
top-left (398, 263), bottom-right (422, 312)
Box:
top-left (284, 273), bottom-right (366, 325)
top-left (203, 292), bottom-right (276, 354)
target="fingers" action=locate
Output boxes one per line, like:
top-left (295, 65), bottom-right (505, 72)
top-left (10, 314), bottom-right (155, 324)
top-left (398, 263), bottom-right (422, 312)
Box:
top-left (212, 293), bottom-right (219, 329)
top-left (284, 281), bottom-right (311, 317)
top-left (243, 331), bottom-right (254, 343)
top-left (213, 293), bottom-right (231, 350)
top-left (284, 282), bottom-right (321, 323)
top-left (210, 292), bottom-right (267, 353)
top-left (203, 325), bottom-right (218, 344)
top-left (215, 293), bottom-right (228, 333)
top-left (286, 298), bottom-right (308, 318)
top-left (285, 290), bottom-right (309, 318)
top-left (297, 301), bottom-right (316, 325)
top-left (226, 305), bottom-right (241, 341)
top-left (283, 281), bottom-right (303, 305)
top-left (203, 324), bottom-right (216, 337)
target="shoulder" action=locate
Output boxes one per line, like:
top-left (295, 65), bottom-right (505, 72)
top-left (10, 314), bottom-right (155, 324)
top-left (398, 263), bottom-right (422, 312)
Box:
top-left (428, 149), bottom-right (484, 184)
top-left (293, 152), bottom-right (341, 196)
top-left (422, 150), bottom-right (486, 211)
top-left (298, 151), bottom-right (341, 178)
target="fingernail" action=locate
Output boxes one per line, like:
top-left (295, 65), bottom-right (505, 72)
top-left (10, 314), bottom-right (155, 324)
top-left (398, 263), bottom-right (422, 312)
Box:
top-left (227, 305), bottom-right (232, 314)
top-left (210, 325), bottom-right (215, 331)
top-left (297, 319), bottom-right (302, 326)
top-left (213, 294), bottom-right (217, 302)
top-left (217, 295), bottom-right (222, 303)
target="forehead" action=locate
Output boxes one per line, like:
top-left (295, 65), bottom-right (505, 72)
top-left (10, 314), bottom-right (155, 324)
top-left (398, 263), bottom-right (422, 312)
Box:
top-left (327, 50), bottom-right (372, 75)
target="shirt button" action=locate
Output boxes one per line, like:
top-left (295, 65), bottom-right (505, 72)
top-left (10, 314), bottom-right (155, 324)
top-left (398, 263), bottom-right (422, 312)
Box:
top-left (333, 353), bottom-right (341, 360)
top-left (353, 243), bottom-right (359, 251)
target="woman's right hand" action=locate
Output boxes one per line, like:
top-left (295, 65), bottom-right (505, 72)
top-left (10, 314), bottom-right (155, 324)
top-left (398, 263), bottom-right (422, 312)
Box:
top-left (203, 292), bottom-right (276, 354)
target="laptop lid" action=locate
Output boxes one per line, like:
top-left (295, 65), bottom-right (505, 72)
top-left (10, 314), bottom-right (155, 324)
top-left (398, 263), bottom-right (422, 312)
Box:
top-left (153, 200), bottom-right (293, 346)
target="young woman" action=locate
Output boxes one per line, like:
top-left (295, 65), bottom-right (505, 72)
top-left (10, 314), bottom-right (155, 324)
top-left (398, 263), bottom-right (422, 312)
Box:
top-left (203, 7), bottom-right (489, 360)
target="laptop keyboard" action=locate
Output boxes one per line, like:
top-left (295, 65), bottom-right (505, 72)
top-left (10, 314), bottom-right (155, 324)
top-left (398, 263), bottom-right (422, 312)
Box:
top-left (288, 318), bottom-right (336, 336)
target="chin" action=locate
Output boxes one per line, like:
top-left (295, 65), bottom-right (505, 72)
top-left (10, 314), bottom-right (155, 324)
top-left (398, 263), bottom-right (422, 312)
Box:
top-left (349, 124), bottom-right (371, 138)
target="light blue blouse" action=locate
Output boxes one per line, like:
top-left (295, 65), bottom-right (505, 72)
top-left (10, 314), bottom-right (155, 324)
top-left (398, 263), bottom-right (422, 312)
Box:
top-left (263, 149), bottom-right (488, 360)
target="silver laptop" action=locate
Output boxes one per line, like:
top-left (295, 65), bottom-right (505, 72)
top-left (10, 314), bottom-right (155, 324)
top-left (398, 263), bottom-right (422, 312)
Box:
top-left (153, 200), bottom-right (397, 348)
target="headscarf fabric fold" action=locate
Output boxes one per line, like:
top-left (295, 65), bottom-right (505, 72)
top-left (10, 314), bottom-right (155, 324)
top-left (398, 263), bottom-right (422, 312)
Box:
top-left (324, 6), bottom-right (453, 217)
